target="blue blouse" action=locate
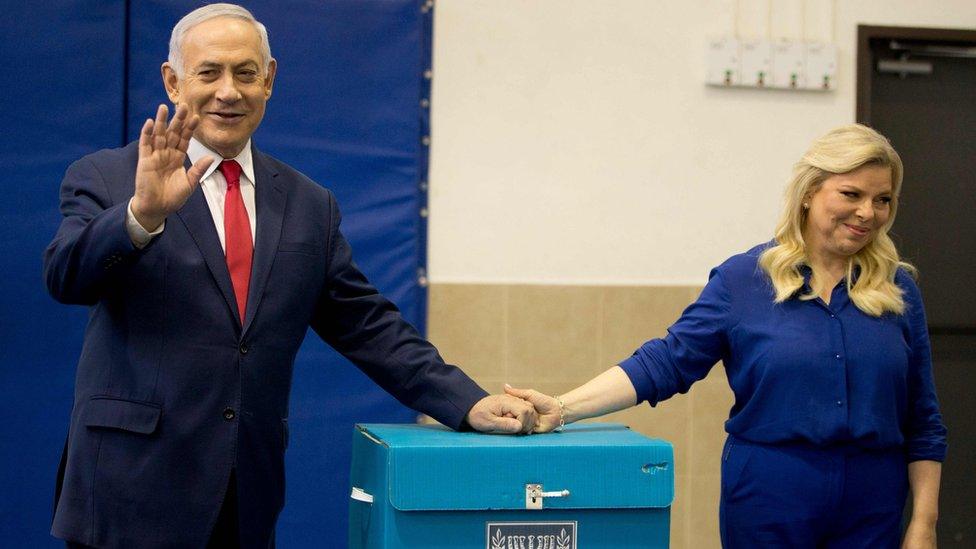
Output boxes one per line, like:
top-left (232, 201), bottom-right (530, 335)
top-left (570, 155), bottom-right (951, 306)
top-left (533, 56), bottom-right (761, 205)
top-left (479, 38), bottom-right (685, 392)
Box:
top-left (619, 243), bottom-right (947, 462)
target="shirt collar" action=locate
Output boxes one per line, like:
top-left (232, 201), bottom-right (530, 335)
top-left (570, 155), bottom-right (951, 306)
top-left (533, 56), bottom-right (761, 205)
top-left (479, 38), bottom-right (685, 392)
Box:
top-left (187, 138), bottom-right (256, 186)
top-left (797, 263), bottom-right (861, 289)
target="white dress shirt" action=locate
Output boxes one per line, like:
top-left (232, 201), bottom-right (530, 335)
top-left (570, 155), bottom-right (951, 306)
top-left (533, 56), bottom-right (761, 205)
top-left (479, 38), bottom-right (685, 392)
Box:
top-left (126, 138), bottom-right (257, 250)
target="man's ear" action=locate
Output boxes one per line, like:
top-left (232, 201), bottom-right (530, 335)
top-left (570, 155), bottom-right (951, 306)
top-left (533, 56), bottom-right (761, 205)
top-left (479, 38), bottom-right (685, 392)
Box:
top-left (263, 58), bottom-right (277, 99)
top-left (161, 62), bottom-right (181, 103)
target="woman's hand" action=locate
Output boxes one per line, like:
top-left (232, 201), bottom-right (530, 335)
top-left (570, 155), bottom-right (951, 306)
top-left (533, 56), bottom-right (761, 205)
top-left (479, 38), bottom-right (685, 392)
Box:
top-left (901, 520), bottom-right (936, 549)
top-left (504, 366), bottom-right (638, 433)
top-left (904, 460), bottom-right (941, 549)
top-left (504, 384), bottom-right (563, 433)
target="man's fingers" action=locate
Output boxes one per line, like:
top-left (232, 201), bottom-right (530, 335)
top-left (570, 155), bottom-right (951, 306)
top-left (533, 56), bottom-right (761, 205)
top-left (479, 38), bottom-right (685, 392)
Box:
top-left (518, 411), bottom-right (538, 434)
top-left (503, 385), bottom-right (563, 430)
top-left (184, 110), bottom-right (200, 131)
top-left (482, 415), bottom-right (522, 434)
top-left (152, 104), bottom-right (169, 150)
top-left (178, 114), bottom-right (201, 152)
top-left (187, 155), bottom-right (215, 187)
top-left (168, 104), bottom-right (185, 132)
top-left (138, 118), bottom-right (154, 155)
top-left (498, 396), bottom-right (537, 434)
top-left (153, 104), bottom-right (169, 134)
top-left (498, 392), bottom-right (534, 413)
top-left (469, 406), bottom-right (522, 434)
top-left (166, 104), bottom-right (188, 147)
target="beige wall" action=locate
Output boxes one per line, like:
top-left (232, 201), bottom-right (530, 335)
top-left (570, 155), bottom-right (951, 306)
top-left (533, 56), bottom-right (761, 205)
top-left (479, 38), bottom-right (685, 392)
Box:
top-left (428, 283), bottom-right (733, 548)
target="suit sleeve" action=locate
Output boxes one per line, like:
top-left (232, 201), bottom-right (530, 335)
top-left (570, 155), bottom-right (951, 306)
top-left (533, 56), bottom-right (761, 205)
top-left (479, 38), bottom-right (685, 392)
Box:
top-left (900, 272), bottom-right (948, 462)
top-left (43, 156), bottom-right (142, 305)
top-left (310, 194), bottom-right (488, 430)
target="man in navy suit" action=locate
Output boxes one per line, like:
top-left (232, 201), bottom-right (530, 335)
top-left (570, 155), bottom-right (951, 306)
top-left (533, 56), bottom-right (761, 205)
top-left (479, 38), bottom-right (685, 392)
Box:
top-left (44, 4), bottom-right (535, 548)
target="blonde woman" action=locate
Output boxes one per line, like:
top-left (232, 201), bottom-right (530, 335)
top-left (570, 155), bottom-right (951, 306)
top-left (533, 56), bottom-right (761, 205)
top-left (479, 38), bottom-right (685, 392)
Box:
top-left (507, 125), bottom-right (945, 548)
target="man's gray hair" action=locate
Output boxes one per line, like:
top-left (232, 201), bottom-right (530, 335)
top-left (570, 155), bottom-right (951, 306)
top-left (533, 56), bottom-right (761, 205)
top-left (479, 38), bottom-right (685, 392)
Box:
top-left (168, 3), bottom-right (273, 78)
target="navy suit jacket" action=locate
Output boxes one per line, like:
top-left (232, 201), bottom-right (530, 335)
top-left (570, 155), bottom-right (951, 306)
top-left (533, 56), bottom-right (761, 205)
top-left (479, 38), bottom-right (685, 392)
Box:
top-left (44, 141), bottom-right (487, 548)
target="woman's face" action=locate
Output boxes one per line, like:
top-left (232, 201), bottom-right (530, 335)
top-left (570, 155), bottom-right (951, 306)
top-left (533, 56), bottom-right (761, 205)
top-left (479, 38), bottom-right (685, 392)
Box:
top-left (803, 164), bottom-right (893, 264)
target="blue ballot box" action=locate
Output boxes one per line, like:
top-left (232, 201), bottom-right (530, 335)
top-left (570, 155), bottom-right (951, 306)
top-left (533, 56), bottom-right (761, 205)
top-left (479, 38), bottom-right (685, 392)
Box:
top-left (348, 422), bottom-right (673, 548)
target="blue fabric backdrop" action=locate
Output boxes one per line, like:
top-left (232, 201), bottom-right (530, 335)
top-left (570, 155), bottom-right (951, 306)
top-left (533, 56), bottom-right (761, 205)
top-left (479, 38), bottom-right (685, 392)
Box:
top-left (0, 1), bottom-right (431, 546)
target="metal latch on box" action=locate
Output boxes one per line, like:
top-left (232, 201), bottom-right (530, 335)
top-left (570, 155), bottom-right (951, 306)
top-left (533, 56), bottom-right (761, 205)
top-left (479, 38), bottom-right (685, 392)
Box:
top-left (525, 483), bottom-right (570, 510)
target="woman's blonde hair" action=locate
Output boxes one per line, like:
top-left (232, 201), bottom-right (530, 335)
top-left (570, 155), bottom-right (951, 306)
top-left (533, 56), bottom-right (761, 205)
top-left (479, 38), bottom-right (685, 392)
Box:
top-left (759, 124), bottom-right (913, 316)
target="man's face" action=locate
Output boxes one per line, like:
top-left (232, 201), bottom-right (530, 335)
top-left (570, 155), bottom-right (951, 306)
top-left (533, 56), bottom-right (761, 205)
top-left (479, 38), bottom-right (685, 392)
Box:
top-left (162, 17), bottom-right (275, 159)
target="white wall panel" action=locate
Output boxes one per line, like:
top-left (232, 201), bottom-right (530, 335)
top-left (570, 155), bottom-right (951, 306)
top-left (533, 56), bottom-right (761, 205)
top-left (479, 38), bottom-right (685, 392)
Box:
top-left (428, 0), bottom-right (976, 284)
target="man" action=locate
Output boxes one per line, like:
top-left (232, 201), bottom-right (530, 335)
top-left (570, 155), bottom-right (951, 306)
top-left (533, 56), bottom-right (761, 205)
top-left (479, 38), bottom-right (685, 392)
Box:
top-left (44, 4), bottom-right (535, 548)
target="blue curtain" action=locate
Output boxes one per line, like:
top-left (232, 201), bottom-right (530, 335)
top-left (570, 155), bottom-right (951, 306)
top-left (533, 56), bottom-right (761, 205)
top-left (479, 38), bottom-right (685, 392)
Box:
top-left (0, 1), bottom-right (430, 546)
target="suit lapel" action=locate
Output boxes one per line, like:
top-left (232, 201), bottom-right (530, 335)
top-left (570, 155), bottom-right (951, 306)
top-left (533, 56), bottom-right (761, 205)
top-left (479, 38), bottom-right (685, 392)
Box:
top-left (175, 185), bottom-right (242, 329)
top-left (243, 148), bottom-right (286, 334)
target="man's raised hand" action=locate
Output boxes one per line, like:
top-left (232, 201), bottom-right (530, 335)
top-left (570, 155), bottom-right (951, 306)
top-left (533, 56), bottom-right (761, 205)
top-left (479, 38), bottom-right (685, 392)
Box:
top-left (131, 104), bottom-right (214, 231)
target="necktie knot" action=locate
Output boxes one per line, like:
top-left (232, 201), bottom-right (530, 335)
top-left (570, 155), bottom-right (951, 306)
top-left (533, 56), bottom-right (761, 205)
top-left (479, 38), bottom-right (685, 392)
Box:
top-left (219, 159), bottom-right (242, 190)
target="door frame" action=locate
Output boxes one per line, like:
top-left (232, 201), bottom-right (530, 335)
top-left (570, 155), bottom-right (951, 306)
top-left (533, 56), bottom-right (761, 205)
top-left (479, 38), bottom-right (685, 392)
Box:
top-left (856, 25), bottom-right (976, 124)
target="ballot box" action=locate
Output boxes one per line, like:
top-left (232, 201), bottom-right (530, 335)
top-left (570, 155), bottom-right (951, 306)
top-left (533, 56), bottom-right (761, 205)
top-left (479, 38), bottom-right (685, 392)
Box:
top-left (348, 423), bottom-right (673, 548)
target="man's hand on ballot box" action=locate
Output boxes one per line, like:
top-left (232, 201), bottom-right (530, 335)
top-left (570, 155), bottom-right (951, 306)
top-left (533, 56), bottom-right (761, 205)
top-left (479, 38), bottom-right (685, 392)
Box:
top-left (503, 385), bottom-right (562, 433)
top-left (466, 394), bottom-right (538, 434)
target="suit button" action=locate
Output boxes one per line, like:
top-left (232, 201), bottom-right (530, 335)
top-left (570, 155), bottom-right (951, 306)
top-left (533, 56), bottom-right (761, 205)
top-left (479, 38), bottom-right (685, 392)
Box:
top-left (239, 344), bottom-right (249, 355)
top-left (223, 408), bottom-right (236, 420)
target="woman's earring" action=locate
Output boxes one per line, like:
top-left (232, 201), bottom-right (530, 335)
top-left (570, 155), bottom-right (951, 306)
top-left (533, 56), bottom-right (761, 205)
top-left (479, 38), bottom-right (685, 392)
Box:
top-left (802, 202), bottom-right (810, 209)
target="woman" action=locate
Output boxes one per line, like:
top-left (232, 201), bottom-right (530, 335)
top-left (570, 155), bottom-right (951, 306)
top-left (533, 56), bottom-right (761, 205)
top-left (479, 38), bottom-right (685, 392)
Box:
top-left (507, 124), bottom-right (946, 548)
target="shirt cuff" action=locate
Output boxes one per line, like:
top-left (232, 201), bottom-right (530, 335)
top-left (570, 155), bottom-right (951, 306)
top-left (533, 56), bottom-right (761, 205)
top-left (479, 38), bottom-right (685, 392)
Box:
top-left (618, 355), bottom-right (656, 405)
top-left (907, 441), bottom-right (948, 463)
top-left (126, 199), bottom-right (164, 249)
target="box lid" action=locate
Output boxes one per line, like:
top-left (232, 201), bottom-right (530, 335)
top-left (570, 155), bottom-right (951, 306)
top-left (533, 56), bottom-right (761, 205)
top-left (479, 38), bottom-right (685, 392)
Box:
top-left (356, 423), bottom-right (673, 512)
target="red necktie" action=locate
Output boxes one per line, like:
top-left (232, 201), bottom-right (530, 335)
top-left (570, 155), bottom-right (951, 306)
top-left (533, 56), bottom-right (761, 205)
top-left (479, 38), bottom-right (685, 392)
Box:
top-left (219, 160), bottom-right (252, 325)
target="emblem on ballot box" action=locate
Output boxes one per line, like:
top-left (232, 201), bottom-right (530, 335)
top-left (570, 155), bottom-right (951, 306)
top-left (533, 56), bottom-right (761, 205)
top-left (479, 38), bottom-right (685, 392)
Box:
top-left (486, 521), bottom-right (577, 549)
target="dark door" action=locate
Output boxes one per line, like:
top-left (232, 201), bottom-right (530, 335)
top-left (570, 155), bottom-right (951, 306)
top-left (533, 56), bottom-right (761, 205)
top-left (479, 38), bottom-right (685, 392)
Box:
top-left (859, 25), bottom-right (976, 546)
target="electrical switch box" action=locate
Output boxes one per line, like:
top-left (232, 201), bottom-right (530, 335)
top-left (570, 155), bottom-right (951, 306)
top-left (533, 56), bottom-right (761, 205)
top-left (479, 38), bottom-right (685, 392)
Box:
top-left (804, 42), bottom-right (837, 91)
top-left (706, 38), bottom-right (837, 92)
top-left (706, 37), bottom-right (740, 86)
top-left (740, 39), bottom-right (773, 87)
top-left (771, 39), bottom-right (805, 89)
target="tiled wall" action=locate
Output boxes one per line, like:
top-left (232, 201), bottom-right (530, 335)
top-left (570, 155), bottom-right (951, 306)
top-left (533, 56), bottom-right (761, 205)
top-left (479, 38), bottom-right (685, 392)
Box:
top-left (428, 283), bottom-right (735, 549)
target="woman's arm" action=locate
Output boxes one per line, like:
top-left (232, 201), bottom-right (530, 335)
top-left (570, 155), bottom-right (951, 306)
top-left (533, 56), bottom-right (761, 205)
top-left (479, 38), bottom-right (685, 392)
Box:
top-left (898, 273), bottom-right (945, 549)
top-left (902, 460), bottom-right (941, 549)
top-left (506, 267), bottom-right (734, 433)
top-left (505, 366), bottom-right (637, 432)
